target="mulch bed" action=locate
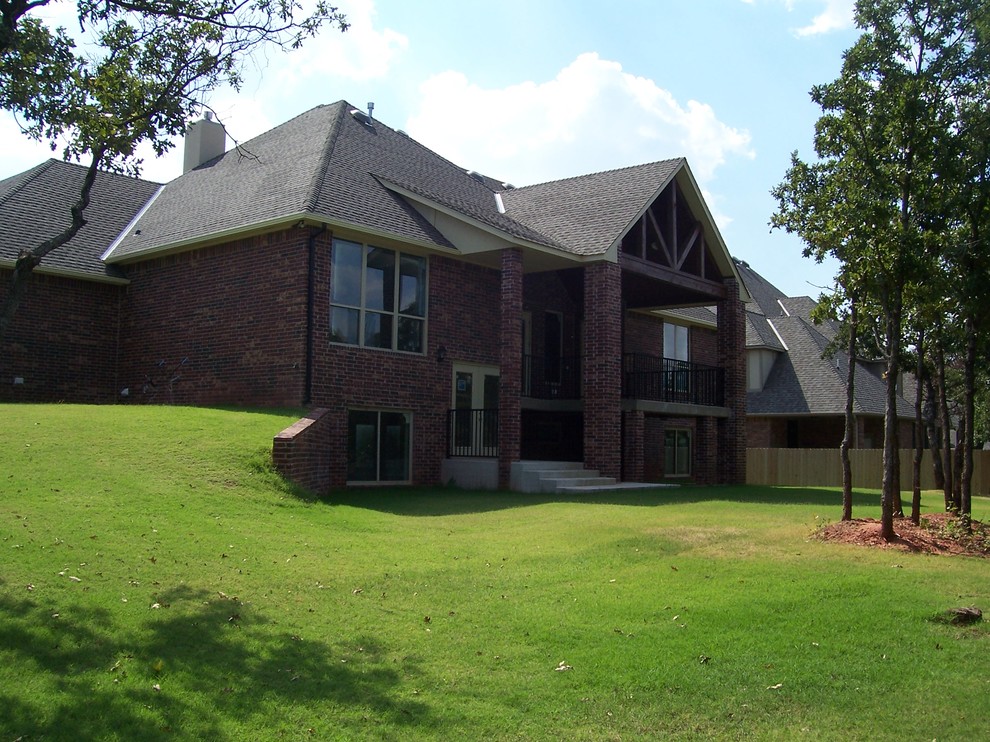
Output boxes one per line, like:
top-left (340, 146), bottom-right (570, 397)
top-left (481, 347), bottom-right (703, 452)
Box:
top-left (817, 512), bottom-right (990, 557)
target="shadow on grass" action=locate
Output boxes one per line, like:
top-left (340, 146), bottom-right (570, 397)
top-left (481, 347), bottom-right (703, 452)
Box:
top-left (324, 485), bottom-right (885, 517)
top-left (0, 583), bottom-right (433, 740)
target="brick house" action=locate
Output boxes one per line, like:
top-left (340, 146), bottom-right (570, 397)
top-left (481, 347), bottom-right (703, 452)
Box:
top-left (734, 259), bottom-right (916, 449)
top-left (1, 101), bottom-right (748, 492)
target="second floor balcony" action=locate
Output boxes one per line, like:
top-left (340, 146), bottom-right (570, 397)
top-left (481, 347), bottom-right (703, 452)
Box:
top-left (520, 353), bottom-right (725, 407)
top-left (622, 353), bottom-right (724, 407)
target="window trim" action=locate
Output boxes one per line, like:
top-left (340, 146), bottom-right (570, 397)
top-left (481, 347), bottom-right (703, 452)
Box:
top-left (330, 238), bottom-right (429, 354)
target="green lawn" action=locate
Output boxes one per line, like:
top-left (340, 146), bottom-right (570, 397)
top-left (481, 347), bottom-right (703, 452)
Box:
top-left (1, 404), bottom-right (988, 740)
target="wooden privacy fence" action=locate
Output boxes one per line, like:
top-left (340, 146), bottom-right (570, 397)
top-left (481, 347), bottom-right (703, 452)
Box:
top-left (747, 448), bottom-right (990, 495)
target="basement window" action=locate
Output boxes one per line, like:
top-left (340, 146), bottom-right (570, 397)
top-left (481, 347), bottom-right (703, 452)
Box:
top-left (347, 410), bottom-right (412, 483)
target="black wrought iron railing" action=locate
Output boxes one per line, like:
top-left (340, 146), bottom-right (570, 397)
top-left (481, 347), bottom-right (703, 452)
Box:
top-left (622, 354), bottom-right (724, 406)
top-left (522, 354), bottom-right (582, 400)
top-left (447, 408), bottom-right (499, 457)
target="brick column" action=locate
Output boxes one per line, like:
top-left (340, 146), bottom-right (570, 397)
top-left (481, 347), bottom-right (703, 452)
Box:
top-left (583, 261), bottom-right (622, 480)
top-left (695, 416), bottom-right (717, 485)
top-left (498, 248), bottom-right (523, 489)
top-left (717, 277), bottom-right (746, 484)
top-left (623, 410), bottom-right (645, 482)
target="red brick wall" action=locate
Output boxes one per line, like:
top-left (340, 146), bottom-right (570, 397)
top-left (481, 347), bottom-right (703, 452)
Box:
top-left (310, 252), bottom-right (501, 488)
top-left (691, 326), bottom-right (718, 366)
top-left (624, 312), bottom-right (717, 365)
top-left (624, 312), bottom-right (661, 356)
top-left (117, 228), bottom-right (311, 406)
top-left (695, 417), bottom-right (718, 485)
top-left (0, 269), bottom-right (123, 403)
top-left (272, 408), bottom-right (332, 493)
top-left (747, 417), bottom-right (777, 448)
top-left (623, 410), bottom-right (645, 481)
top-left (643, 414), bottom-right (666, 481)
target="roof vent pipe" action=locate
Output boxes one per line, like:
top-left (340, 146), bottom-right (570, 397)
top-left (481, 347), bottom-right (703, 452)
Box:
top-left (367, 101), bottom-right (374, 120)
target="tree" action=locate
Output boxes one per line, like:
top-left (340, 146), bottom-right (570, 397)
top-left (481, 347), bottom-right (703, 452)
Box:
top-left (0, 0), bottom-right (348, 340)
top-left (772, 0), bottom-right (988, 540)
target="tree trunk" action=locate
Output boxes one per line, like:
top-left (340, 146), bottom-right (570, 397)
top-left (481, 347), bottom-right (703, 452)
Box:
top-left (934, 332), bottom-right (953, 511)
top-left (952, 412), bottom-right (964, 512)
top-left (841, 297), bottom-right (857, 521)
top-left (961, 315), bottom-right (976, 519)
top-left (911, 329), bottom-right (924, 525)
top-left (924, 374), bottom-right (945, 490)
top-left (880, 304), bottom-right (901, 542)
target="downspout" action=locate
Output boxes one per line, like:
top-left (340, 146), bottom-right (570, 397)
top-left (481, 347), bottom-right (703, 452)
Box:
top-left (304, 225), bottom-right (328, 405)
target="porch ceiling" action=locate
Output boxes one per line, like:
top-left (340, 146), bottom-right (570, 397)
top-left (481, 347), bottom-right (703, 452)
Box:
top-left (621, 255), bottom-right (726, 310)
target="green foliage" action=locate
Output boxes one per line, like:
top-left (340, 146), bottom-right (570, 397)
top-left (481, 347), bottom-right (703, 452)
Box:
top-left (771, 0), bottom-right (990, 527)
top-left (0, 0), bottom-right (348, 175)
top-left (1, 405), bottom-right (989, 740)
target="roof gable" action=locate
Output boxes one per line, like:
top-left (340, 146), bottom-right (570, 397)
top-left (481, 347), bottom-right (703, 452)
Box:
top-left (500, 159), bottom-right (683, 258)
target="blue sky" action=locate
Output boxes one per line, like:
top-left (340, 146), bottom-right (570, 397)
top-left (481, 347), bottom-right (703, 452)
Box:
top-left (1, 0), bottom-right (861, 298)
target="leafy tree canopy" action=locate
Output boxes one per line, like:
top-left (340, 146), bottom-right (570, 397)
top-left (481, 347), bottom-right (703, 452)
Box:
top-left (0, 0), bottom-right (347, 175)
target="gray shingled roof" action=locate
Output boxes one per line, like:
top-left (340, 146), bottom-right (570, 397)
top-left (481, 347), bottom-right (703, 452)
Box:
top-left (739, 263), bottom-right (914, 418)
top-left (500, 159), bottom-right (683, 256)
top-left (0, 160), bottom-right (161, 281)
top-left (107, 101), bottom-right (564, 262)
top-left (747, 314), bottom-right (912, 417)
top-left (734, 258), bottom-right (787, 318)
top-left (101, 101), bottom-right (738, 272)
top-left (746, 310), bottom-right (785, 350)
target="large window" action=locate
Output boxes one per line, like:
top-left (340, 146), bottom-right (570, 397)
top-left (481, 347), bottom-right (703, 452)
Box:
top-left (330, 239), bottom-right (427, 353)
top-left (347, 410), bottom-right (412, 483)
top-left (663, 323), bottom-right (689, 361)
top-left (664, 429), bottom-right (691, 477)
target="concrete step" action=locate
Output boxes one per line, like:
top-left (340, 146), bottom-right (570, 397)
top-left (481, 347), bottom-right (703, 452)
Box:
top-left (557, 482), bottom-right (673, 493)
top-left (540, 476), bottom-right (617, 493)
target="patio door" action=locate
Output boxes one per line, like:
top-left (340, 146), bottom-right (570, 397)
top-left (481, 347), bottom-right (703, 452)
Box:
top-left (451, 364), bottom-right (499, 456)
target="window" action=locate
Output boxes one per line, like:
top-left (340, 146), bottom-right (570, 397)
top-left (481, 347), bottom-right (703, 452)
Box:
top-left (330, 239), bottom-right (427, 353)
top-left (663, 323), bottom-right (689, 361)
top-left (664, 429), bottom-right (691, 477)
top-left (347, 410), bottom-right (411, 483)
top-left (664, 323), bottom-right (690, 397)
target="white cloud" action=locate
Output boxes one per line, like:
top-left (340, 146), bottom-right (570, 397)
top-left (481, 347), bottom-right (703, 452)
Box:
top-left (405, 53), bottom-right (753, 188)
top-left (793, 0), bottom-right (855, 36)
top-left (742, 0), bottom-right (855, 36)
top-left (277, 0), bottom-right (408, 87)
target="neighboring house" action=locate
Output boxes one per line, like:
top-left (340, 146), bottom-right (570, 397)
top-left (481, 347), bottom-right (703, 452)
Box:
top-left (733, 259), bottom-right (916, 449)
top-left (1, 100), bottom-right (749, 491)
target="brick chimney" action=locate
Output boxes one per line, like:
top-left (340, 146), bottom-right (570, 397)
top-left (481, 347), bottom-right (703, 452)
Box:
top-left (183, 113), bottom-right (226, 173)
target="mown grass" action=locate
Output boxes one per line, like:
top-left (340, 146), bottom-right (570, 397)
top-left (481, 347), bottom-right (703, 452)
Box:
top-left (1, 404), bottom-right (988, 740)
